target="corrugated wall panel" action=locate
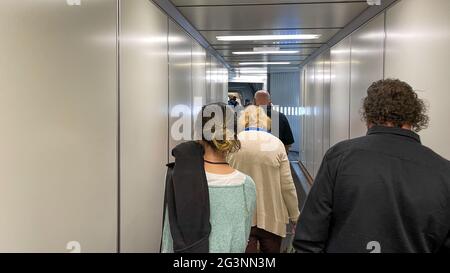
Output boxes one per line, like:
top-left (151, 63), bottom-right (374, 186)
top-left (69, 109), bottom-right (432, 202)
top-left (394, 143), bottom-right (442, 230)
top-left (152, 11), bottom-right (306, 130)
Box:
top-left (349, 14), bottom-right (385, 138)
top-left (0, 0), bottom-right (118, 252)
top-left (330, 37), bottom-right (351, 147)
top-left (270, 72), bottom-right (301, 153)
top-left (385, 0), bottom-right (450, 160)
top-left (120, 0), bottom-right (169, 252)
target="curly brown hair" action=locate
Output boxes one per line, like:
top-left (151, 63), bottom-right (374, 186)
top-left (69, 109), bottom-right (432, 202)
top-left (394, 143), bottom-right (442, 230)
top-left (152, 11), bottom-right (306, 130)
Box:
top-left (362, 79), bottom-right (429, 132)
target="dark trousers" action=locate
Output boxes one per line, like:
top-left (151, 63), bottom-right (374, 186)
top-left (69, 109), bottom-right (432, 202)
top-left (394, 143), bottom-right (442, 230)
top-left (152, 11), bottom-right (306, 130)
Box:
top-left (246, 227), bottom-right (282, 253)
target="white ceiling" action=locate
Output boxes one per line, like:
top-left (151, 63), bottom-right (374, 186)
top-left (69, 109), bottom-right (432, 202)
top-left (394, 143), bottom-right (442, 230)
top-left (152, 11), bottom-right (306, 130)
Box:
top-left (170, 0), bottom-right (370, 71)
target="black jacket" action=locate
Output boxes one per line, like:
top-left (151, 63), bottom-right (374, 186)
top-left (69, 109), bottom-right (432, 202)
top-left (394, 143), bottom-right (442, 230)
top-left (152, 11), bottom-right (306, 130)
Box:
top-left (163, 141), bottom-right (211, 253)
top-left (267, 108), bottom-right (294, 146)
top-left (294, 126), bottom-right (450, 253)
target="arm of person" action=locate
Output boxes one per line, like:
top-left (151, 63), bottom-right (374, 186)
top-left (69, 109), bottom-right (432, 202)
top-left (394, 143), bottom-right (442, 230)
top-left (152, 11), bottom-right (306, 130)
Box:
top-left (439, 230), bottom-right (450, 253)
top-left (280, 113), bottom-right (295, 151)
top-left (284, 144), bottom-right (292, 154)
top-left (292, 154), bottom-right (334, 253)
top-left (279, 150), bottom-right (300, 222)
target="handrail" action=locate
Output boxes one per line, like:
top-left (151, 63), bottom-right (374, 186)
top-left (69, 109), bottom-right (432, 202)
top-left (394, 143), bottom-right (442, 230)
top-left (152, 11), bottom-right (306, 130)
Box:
top-left (297, 161), bottom-right (314, 187)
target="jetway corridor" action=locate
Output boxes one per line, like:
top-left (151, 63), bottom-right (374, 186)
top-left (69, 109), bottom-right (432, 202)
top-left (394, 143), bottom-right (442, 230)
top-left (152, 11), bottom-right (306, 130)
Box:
top-left (0, 0), bottom-right (449, 254)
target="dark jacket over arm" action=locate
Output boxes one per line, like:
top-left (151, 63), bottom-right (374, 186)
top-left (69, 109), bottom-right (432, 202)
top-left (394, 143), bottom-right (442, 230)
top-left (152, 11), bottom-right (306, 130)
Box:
top-left (164, 141), bottom-right (211, 253)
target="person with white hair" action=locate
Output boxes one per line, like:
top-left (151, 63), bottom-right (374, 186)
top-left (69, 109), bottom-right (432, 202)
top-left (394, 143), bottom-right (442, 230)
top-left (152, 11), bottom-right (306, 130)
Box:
top-left (227, 105), bottom-right (299, 253)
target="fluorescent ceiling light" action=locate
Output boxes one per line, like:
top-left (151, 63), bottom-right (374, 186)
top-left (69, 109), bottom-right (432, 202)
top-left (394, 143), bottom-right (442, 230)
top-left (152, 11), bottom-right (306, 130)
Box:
top-left (232, 50), bottom-right (299, 55)
top-left (217, 34), bottom-right (320, 41)
top-left (234, 67), bottom-right (267, 74)
top-left (235, 68), bottom-right (267, 71)
top-left (239, 62), bottom-right (290, 65)
top-left (236, 71), bottom-right (268, 74)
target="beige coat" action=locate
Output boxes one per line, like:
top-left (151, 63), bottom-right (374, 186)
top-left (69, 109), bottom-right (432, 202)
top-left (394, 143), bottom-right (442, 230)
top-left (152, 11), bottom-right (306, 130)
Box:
top-left (228, 130), bottom-right (300, 237)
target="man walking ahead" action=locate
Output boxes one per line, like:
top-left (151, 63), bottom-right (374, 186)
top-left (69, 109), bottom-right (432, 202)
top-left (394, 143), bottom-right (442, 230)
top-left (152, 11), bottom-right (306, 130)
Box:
top-left (254, 90), bottom-right (294, 153)
top-left (294, 79), bottom-right (450, 253)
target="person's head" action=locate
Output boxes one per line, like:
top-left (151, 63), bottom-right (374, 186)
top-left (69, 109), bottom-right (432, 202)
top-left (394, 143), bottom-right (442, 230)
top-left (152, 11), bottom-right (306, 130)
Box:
top-left (362, 79), bottom-right (429, 132)
top-left (198, 102), bottom-right (241, 156)
top-left (254, 90), bottom-right (271, 106)
top-left (239, 105), bottom-right (271, 131)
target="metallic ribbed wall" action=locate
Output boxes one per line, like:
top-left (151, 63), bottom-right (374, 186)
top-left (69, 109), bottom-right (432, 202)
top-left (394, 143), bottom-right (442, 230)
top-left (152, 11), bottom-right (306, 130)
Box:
top-left (269, 72), bottom-right (301, 153)
top-left (301, 53), bottom-right (331, 177)
top-left (302, 0), bottom-right (450, 179)
top-left (385, 0), bottom-right (450, 160)
top-left (0, 0), bottom-right (228, 253)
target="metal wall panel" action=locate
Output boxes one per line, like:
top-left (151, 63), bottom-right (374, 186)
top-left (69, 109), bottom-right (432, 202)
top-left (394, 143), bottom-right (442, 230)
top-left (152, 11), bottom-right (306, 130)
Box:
top-left (205, 54), bottom-right (212, 104)
top-left (215, 58), bottom-right (220, 102)
top-left (302, 51), bottom-right (331, 178)
top-left (300, 68), bottom-right (307, 165)
top-left (385, 0), bottom-right (450, 160)
top-left (330, 37), bottom-right (351, 146)
top-left (270, 72), bottom-right (301, 153)
top-left (214, 60), bottom-right (227, 103)
top-left (322, 51), bottom-right (331, 155)
top-left (119, 0), bottom-right (168, 252)
top-left (0, 0), bottom-right (117, 252)
top-left (168, 20), bottom-right (193, 160)
top-left (349, 14), bottom-right (385, 138)
top-left (192, 42), bottom-right (207, 121)
top-left (313, 56), bottom-right (324, 177)
top-left (208, 56), bottom-right (216, 103)
top-left (211, 58), bottom-right (220, 103)
top-left (304, 62), bottom-right (315, 175)
top-left (221, 65), bottom-right (229, 103)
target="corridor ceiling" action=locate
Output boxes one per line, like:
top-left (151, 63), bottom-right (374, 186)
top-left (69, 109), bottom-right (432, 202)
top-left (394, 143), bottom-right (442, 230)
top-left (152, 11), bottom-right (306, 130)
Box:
top-left (170, 0), bottom-right (370, 72)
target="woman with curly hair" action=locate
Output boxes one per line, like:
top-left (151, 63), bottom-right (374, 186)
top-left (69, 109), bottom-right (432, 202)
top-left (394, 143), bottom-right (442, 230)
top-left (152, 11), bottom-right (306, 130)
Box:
top-left (294, 79), bottom-right (450, 253)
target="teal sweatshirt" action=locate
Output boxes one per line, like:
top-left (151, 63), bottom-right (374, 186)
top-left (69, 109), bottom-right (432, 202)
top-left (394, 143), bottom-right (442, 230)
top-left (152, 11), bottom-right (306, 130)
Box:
top-left (161, 176), bottom-right (256, 253)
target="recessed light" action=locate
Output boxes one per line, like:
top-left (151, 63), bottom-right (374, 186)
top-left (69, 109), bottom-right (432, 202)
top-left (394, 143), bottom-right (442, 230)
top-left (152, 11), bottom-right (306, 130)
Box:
top-left (235, 68), bottom-right (268, 74)
top-left (239, 62), bottom-right (290, 65)
top-left (216, 34), bottom-right (321, 41)
top-left (232, 50), bottom-right (299, 55)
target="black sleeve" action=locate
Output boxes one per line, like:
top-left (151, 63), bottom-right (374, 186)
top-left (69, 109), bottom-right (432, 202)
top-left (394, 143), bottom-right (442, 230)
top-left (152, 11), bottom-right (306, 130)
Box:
top-left (279, 113), bottom-right (294, 146)
top-left (293, 154), bottom-right (335, 253)
top-left (440, 231), bottom-right (450, 253)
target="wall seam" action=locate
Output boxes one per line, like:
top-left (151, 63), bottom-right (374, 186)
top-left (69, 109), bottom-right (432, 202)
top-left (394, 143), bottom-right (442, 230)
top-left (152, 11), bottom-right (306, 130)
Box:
top-left (322, 58), bottom-right (326, 158)
top-left (383, 9), bottom-right (387, 79)
top-left (116, 0), bottom-right (121, 254)
top-left (301, 69), bottom-right (305, 163)
top-left (348, 36), bottom-right (352, 140)
top-left (167, 17), bottom-right (170, 164)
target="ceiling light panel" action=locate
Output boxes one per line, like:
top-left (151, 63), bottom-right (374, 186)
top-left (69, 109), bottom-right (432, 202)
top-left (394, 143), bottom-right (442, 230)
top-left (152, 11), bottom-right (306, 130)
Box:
top-left (216, 34), bottom-right (321, 41)
top-left (232, 50), bottom-right (299, 55)
top-left (239, 62), bottom-right (291, 65)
